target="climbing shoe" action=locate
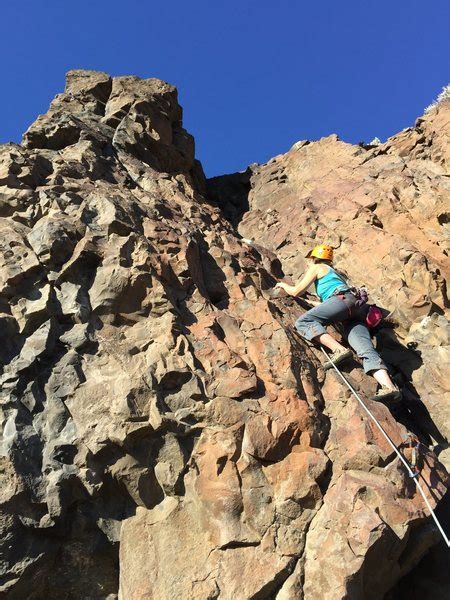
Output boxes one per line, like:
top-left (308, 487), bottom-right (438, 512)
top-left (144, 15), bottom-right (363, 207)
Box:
top-left (323, 348), bottom-right (353, 371)
top-left (371, 386), bottom-right (402, 404)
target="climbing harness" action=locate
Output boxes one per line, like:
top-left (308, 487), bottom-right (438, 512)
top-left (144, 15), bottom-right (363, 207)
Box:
top-left (349, 286), bottom-right (369, 308)
top-left (333, 288), bottom-right (369, 320)
top-left (321, 346), bottom-right (450, 548)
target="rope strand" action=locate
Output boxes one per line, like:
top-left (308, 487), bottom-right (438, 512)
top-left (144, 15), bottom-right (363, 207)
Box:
top-left (321, 347), bottom-right (450, 548)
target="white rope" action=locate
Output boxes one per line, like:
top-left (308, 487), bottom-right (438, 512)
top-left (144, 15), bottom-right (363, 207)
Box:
top-left (321, 347), bottom-right (450, 548)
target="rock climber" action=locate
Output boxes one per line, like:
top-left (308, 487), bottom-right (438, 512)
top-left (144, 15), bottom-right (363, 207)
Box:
top-left (275, 244), bottom-right (401, 402)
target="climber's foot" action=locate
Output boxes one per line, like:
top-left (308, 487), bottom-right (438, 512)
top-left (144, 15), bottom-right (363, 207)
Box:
top-left (371, 386), bottom-right (402, 404)
top-left (323, 348), bottom-right (353, 371)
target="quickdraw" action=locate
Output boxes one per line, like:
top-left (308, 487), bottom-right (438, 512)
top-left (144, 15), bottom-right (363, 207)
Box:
top-left (400, 432), bottom-right (421, 479)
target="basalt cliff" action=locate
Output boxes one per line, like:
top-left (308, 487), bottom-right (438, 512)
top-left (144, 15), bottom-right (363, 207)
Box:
top-left (0, 70), bottom-right (449, 599)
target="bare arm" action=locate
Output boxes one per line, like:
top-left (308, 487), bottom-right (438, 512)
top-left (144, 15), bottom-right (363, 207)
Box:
top-left (275, 264), bottom-right (319, 297)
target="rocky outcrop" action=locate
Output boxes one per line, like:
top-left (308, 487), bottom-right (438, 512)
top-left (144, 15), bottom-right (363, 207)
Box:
top-left (208, 102), bottom-right (450, 459)
top-left (208, 100), bottom-right (450, 598)
top-left (0, 71), bottom-right (448, 599)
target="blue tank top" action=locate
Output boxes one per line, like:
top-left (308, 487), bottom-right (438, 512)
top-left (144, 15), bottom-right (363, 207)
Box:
top-left (315, 267), bottom-right (348, 301)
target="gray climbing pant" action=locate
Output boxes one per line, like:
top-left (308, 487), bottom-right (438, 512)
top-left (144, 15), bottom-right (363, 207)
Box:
top-left (294, 293), bottom-right (386, 373)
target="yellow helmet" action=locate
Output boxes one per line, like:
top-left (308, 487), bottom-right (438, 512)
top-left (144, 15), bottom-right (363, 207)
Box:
top-left (306, 244), bottom-right (333, 261)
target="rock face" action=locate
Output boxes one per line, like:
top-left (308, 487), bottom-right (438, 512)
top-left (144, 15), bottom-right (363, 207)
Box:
top-left (208, 104), bottom-right (450, 462)
top-left (0, 71), bottom-right (448, 599)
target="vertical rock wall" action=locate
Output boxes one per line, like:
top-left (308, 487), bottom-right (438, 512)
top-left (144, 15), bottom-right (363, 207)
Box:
top-left (0, 71), bottom-right (448, 599)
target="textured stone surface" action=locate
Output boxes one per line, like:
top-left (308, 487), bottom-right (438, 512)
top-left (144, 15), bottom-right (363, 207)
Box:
top-left (0, 71), bottom-right (448, 599)
top-left (208, 101), bottom-right (450, 461)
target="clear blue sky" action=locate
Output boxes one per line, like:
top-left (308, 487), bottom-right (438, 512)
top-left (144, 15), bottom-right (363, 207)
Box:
top-left (1, 0), bottom-right (448, 176)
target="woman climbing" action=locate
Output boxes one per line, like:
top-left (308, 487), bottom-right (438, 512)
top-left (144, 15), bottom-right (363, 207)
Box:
top-left (275, 244), bottom-right (401, 403)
